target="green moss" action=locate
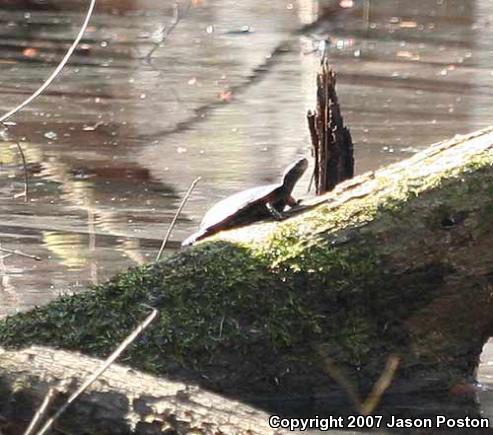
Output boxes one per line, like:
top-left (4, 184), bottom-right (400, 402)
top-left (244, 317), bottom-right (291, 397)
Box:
top-left (0, 233), bottom-right (390, 395)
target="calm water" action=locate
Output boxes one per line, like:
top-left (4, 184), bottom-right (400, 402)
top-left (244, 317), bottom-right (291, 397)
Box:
top-left (1, 0), bottom-right (493, 428)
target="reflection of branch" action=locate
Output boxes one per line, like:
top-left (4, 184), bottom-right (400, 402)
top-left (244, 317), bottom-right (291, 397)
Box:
top-left (0, 247), bottom-right (41, 261)
top-left (320, 350), bottom-right (400, 415)
top-left (33, 307), bottom-right (159, 435)
top-left (12, 140), bottom-right (29, 202)
top-left (145, 0), bottom-right (192, 59)
top-left (156, 176), bottom-right (201, 261)
top-left (0, 0), bottom-right (96, 123)
top-left (1, 127), bottom-right (30, 201)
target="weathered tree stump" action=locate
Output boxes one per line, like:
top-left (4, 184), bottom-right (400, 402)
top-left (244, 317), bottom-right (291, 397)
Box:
top-left (1, 127), bottom-right (493, 429)
top-left (307, 59), bottom-right (354, 194)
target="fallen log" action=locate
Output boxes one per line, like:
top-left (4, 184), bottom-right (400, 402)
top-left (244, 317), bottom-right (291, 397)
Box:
top-left (0, 346), bottom-right (281, 435)
top-left (0, 127), bottom-right (493, 427)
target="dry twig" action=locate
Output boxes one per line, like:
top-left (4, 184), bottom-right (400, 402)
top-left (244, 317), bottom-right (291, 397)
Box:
top-left (320, 352), bottom-right (363, 410)
top-left (156, 176), bottom-right (201, 261)
top-left (23, 386), bottom-right (59, 435)
top-left (320, 350), bottom-right (400, 415)
top-left (0, 0), bottom-right (96, 124)
top-left (0, 0), bottom-right (96, 202)
top-left (360, 355), bottom-right (400, 415)
top-left (34, 307), bottom-right (159, 435)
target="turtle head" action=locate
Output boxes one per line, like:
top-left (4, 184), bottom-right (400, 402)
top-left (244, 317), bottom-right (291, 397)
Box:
top-left (282, 157), bottom-right (308, 192)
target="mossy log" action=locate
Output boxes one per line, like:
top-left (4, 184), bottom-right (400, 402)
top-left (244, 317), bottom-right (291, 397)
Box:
top-left (1, 127), bottom-right (493, 427)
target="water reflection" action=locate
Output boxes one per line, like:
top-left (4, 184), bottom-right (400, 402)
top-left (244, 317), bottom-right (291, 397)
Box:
top-left (0, 0), bottom-right (493, 427)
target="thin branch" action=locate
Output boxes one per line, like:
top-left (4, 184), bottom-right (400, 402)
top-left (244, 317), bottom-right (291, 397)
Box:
top-left (320, 350), bottom-right (400, 415)
top-left (218, 315), bottom-right (225, 338)
top-left (0, 247), bottom-right (41, 261)
top-left (35, 307), bottom-right (159, 435)
top-left (360, 355), bottom-right (400, 415)
top-left (156, 176), bottom-right (201, 261)
top-left (0, 0), bottom-right (96, 124)
top-left (12, 140), bottom-right (29, 202)
top-left (23, 386), bottom-right (59, 435)
top-left (320, 351), bottom-right (362, 411)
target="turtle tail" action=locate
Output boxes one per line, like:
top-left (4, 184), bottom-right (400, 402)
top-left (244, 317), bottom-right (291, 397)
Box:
top-left (181, 229), bottom-right (207, 247)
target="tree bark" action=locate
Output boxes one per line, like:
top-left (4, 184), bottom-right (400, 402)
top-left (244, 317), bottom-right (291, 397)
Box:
top-left (0, 346), bottom-right (282, 435)
top-left (1, 127), bottom-right (493, 425)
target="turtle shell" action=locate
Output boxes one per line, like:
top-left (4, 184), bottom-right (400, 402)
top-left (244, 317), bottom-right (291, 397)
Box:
top-left (180, 183), bottom-right (283, 246)
top-left (182, 157), bottom-right (308, 247)
top-left (200, 183), bottom-right (281, 231)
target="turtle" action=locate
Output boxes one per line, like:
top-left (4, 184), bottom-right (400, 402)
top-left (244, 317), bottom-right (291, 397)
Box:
top-left (182, 157), bottom-right (308, 246)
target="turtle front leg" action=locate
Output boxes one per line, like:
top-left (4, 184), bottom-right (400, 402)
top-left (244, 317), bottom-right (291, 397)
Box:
top-left (286, 196), bottom-right (304, 208)
top-left (266, 202), bottom-right (284, 220)
top-left (286, 196), bottom-right (297, 207)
